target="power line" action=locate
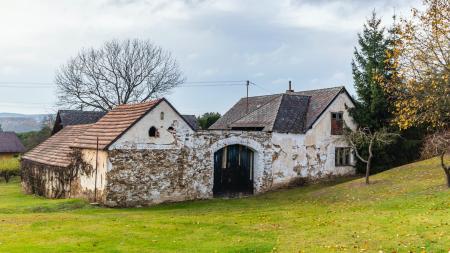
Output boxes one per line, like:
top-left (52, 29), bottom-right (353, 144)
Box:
top-left (183, 80), bottom-right (245, 84)
top-left (249, 81), bottom-right (272, 93)
top-left (0, 85), bottom-right (54, 88)
top-left (0, 81), bottom-right (54, 85)
top-left (180, 83), bottom-right (244, 87)
top-left (0, 80), bottom-right (247, 88)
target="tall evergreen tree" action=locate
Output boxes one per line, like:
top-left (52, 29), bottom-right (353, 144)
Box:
top-left (351, 11), bottom-right (392, 130)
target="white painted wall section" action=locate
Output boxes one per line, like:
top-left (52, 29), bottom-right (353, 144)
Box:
top-left (109, 100), bottom-right (194, 150)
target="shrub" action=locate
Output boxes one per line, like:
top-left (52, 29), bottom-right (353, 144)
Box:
top-left (0, 158), bottom-right (20, 183)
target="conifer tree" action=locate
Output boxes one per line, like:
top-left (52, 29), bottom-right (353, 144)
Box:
top-left (351, 11), bottom-right (392, 130)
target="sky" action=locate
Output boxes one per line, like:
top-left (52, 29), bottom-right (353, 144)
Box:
top-left (0, 0), bottom-right (421, 116)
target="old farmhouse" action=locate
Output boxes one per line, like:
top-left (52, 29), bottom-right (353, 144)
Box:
top-left (0, 132), bottom-right (26, 160)
top-left (21, 86), bottom-right (356, 207)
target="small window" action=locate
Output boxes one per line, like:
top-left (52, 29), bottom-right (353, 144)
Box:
top-left (149, 126), bottom-right (158, 137)
top-left (335, 147), bottom-right (351, 166)
top-left (331, 112), bottom-right (344, 135)
top-left (160, 112), bottom-right (164, 120)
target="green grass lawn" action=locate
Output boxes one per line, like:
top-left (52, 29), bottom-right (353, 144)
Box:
top-left (0, 158), bottom-right (449, 253)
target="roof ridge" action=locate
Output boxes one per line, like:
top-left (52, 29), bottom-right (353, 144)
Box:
top-left (238, 93), bottom-right (282, 100)
top-left (114, 99), bottom-right (162, 108)
top-left (238, 86), bottom-right (345, 100)
top-left (294, 85), bottom-right (344, 93)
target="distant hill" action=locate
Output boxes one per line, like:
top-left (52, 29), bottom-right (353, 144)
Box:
top-left (0, 113), bottom-right (52, 133)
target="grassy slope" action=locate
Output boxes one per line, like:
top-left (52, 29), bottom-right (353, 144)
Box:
top-left (0, 158), bottom-right (449, 253)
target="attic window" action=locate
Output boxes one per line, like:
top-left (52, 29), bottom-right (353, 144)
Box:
top-left (160, 112), bottom-right (164, 120)
top-left (331, 112), bottom-right (343, 135)
top-left (149, 126), bottom-right (159, 137)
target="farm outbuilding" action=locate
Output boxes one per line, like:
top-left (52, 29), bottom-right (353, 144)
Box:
top-left (0, 132), bottom-right (25, 160)
top-left (22, 86), bottom-right (357, 207)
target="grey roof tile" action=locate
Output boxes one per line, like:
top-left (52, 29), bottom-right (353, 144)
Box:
top-left (0, 132), bottom-right (26, 153)
top-left (209, 86), bottom-right (346, 133)
top-left (181, 115), bottom-right (199, 130)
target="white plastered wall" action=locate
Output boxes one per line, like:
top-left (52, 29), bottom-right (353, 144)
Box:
top-left (271, 92), bottom-right (357, 187)
top-left (109, 100), bottom-right (194, 150)
top-left (79, 149), bottom-right (109, 197)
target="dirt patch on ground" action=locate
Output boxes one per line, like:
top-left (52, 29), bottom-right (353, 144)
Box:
top-left (345, 179), bottom-right (388, 189)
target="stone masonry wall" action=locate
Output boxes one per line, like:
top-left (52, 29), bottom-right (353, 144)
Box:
top-left (105, 127), bottom-right (356, 207)
top-left (105, 130), bottom-right (273, 207)
top-left (106, 148), bottom-right (210, 207)
top-left (188, 130), bottom-right (274, 193)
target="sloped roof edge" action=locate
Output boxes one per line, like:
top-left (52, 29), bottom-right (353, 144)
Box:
top-left (305, 86), bottom-right (355, 130)
top-left (104, 98), bottom-right (196, 150)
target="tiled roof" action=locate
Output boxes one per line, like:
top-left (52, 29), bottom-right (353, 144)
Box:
top-left (72, 99), bottom-right (162, 150)
top-left (0, 132), bottom-right (26, 153)
top-left (272, 94), bottom-right (310, 133)
top-left (230, 95), bottom-right (283, 131)
top-left (210, 86), bottom-right (347, 133)
top-left (52, 110), bottom-right (106, 134)
top-left (59, 110), bottom-right (106, 126)
top-left (294, 86), bottom-right (344, 129)
top-left (181, 115), bottom-right (199, 130)
top-left (22, 124), bottom-right (91, 167)
top-left (210, 94), bottom-right (280, 130)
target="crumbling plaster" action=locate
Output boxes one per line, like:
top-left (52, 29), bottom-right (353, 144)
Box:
top-left (271, 92), bottom-right (357, 187)
top-left (76, 149), bottom-right (109, 202)
top-left (109, 100), bottom-right (194, 150)
top-left (63, 92), bottom-right (357, 207)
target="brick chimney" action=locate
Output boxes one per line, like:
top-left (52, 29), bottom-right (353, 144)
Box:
top-left (286, 80), bottom-right (294, 93)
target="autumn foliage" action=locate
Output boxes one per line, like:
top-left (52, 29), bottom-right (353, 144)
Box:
top-left (383, 0), bottom-right (450, 130)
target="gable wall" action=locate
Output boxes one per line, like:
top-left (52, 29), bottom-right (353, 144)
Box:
top-left (270, 92), bottom-right (357, 187)
top-left (109, 100), bottom-right (194, 150)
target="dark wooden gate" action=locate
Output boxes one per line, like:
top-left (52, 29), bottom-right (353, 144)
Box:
top-left (213, 144), bottom-right (254, 196)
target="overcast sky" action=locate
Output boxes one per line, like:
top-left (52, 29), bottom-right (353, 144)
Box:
top-left (0, 0), bottom-right (421, 115)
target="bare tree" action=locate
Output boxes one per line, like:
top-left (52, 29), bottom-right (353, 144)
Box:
top-left (56, 39), bottom-right (184, 111)
top-left (421, 130), bottom-right (450, 187)
top-left (341, 127), bottom-right (398, 184)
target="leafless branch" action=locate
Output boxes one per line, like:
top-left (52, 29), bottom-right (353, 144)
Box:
top-left (56, 39), bottom-right (185, 111)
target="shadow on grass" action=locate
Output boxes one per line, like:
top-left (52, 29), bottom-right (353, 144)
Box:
top-left (1, 175), bottom-right (360, 215)
top-left (115, 175), bottom-right (361, 213)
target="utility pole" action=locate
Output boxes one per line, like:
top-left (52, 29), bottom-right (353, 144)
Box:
top-left (246, 80), bottom-right (249, 113)
top-left (94, 136), bottom-right (99, 203)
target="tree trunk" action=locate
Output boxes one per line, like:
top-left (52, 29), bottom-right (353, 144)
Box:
top-left (4, 174), bottom-right (10, 183)
top-left (365, 139), bottom-right (374, 185)
top-left (440, 153), bottom-right (450, 188)
top-left (365, 156), bottom-right (372, 184)
top-left (446, 172), bottom-right (450, 188)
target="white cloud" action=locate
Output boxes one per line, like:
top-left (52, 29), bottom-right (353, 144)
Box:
top-left (0, 0), bottom-right (422, 114)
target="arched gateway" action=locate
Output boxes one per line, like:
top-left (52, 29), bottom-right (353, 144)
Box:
top-left (213, 144), bottom-right (254, 196)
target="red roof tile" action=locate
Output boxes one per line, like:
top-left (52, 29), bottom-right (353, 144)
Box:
top-left (22, 124), bottom-right (91, 167)
top-left (71, 99), bottom-right (162, 150)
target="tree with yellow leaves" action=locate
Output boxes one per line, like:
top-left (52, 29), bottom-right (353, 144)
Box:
top-left (384, 0), bottom-right (449, 130)
top-left (384, 0), bottom-right (450, 187)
